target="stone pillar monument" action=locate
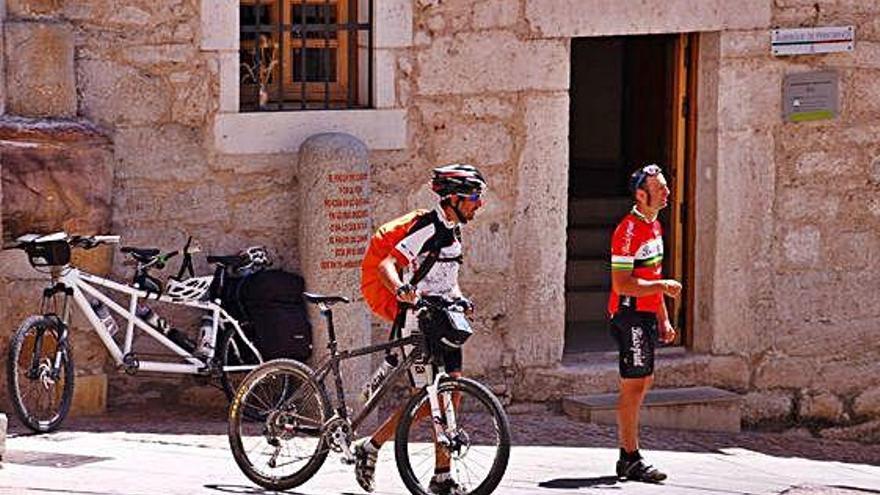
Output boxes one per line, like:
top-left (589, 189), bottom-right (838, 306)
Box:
top-left (298, 133), bottom-right (372, 403)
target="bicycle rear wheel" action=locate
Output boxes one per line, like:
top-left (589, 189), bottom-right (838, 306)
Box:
top-left (395, 377), bottom-right (511, 495)
top-left (228, 359), bottom-right (331, 491)
top-left (7, 315), bottom-right (75, 433)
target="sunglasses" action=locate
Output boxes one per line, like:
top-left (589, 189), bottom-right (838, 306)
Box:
top-left (631, 164), bottom-right (662, 192)
top-left (459, 192), bottom-right (482, 202)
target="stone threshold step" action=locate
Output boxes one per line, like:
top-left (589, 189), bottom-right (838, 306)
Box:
top-left (562, 386), bottom-right (742, 433)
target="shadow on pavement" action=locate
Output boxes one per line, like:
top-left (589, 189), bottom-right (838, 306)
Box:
top-left (538, 476), bottom-right (620, 489)
top-left (204, 484), bottom-right (304, 494)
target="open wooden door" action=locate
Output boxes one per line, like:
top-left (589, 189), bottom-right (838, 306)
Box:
top-left (665, 33), bottom-right (699, 346)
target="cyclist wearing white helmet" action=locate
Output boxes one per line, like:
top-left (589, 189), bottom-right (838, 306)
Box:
top-left (355, 163), bottom-right (487, 495)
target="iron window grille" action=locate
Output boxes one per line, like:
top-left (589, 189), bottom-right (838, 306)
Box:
top-left (240, 0), bottom-right (373, 111)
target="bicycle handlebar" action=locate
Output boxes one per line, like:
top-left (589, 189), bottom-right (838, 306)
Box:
top-left (70, 234), bottom-right (121, 249)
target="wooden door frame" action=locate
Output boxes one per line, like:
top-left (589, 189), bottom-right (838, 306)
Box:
top-left (667, 32), bottom-right (699, 347)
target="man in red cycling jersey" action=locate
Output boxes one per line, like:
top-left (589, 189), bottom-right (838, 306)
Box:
top-left (608, 163), bottom-right (681, 483)
top-left (354, 163), bottom-right (486, 495)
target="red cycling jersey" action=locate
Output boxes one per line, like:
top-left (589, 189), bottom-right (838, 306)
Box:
top-left (607, 208), bottom-right (664, 316)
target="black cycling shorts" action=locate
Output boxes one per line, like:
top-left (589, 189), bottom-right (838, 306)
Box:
top-left (610, 311), bottom-right (657, 379)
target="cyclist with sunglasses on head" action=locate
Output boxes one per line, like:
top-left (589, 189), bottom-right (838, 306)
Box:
top-left (608, 163), bottom-right (681, 483)
top-left (356, 163), bottom-right (487, 495)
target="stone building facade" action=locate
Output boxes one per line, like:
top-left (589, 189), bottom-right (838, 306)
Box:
top-left (0, 0), bottom-right (878, 441)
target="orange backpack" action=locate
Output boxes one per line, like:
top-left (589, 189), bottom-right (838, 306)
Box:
top-left (360, 210), bottom-right (435, 322)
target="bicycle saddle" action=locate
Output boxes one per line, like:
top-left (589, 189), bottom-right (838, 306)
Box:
top-left (121, 246), bottom-right (160, 262)
top-left (303, 292), bottom-right (350, 306)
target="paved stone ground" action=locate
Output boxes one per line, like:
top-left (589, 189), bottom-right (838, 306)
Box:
top-left (1, 406), bottom-right (879, 495)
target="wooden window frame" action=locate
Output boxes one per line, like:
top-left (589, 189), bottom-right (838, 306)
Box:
top-left (240, 0), bottom-right (357, 109)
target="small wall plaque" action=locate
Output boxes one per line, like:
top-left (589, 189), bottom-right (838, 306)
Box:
top-left (783, 71), bottom-right (838, 122)
top-left (772, 26), bottom-right (854, 56)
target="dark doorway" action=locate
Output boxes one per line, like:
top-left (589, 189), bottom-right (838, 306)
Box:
top-left (565, 34), bottom-right (697, 354)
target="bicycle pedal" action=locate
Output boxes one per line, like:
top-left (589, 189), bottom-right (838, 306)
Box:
top-left (340, 456), bottom-right (355, 466)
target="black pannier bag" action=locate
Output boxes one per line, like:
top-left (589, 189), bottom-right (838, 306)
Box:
top-left (220, 269), bottom-right (312, 361)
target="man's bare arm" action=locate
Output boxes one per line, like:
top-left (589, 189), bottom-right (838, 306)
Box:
top-left (611, 271), bottom-right (681, 298)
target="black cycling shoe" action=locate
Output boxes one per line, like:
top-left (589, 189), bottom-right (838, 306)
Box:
top-left (353, 438), bottom-right (378, 492)
top-left (616, 457), bottom-right (667, 483)
top-left (428, 476), bottom-right (466, 495)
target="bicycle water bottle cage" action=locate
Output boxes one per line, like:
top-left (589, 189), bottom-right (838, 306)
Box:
top-left (133, 272), bottom-right (163, 295)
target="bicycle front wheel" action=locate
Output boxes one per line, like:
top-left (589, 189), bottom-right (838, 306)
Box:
top-left (228, 359), bottom-right (331, 491)
top-left (395, 377), bottom-right (511, 495)
top-left (7, 315), bottom-right (75, 433)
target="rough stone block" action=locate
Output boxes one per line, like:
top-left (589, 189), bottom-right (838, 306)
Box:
top-left (113, 125), bottom-right (207, 182)
top-left (200, 0), bottom-right (238, 51)
top-left (69, 373), bottom-right (107, 417)
top-left (416, 32), bottom-right (568, 95)
top-left (742, 390), bottom-right (793, 424)
top-left (563, 387), bottom-right (742, 432)
top-left (706, 355), bottom-right (751, 391)
top-left (472, 0), bottom-right (519, 29)
top-left (373, 49), bottom-right (397, 109)
top-left (0, 118), bottom-right (113, 242)
top-left (106, 5), bottom-right (152, 27)
top-left (4, 21), bottom-right (76, 117)
top-left (431, 121), bottom-right (513, 167)
top-left (217, 50), bottom-right (239, 113)
top-left (77, 58), bottom-right (170, 126)
top-left (170, 67), bottom-right (212, 126)
top-left (820, 419), bottom-right (880, 444)
top-left (717, 61), bottom-right (781, 132)
top-left (510, 94), bottom-right (569, 365)
top-left (799, 391), bottom-right (845, 421)
top-left (374, 0), bottom-right (412, 48)
top-left (462, 96), bottom-right (515, 120)
top-left (855, 387), bottom-right (880, 417)
top-left (7, 0), bottom-right (61, 17)
top-left (782, 226), bottom-right (821, 266)
top-left (754, 355), bottom-right (817, 389)
top-left (526, 0), bottom-right (770, 38)
top-left (719, 30), bottom-right (769, 59)
top-left (121, 44), bottom-right (197, 72)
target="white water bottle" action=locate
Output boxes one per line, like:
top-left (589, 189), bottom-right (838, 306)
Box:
top-left (361, 353), bottom-right (399, 402)
top-left (91, 300), bottom-right (118, 336)
top-left (196, 314), bottom-right (214, 356)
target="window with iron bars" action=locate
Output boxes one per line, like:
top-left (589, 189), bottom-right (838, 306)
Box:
top-left (240, 0), bottom-right (373, 111)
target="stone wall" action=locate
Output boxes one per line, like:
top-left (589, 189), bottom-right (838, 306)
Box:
top-left (721, 1), bottom-right (880, 441)
top-left (0, 0), bottom-right (877, 442)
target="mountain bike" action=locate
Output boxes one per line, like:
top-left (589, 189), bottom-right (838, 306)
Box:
top-left (5, 232), bottom-right (265, 433)
top-left (227, 295), bottom-right (511, 495)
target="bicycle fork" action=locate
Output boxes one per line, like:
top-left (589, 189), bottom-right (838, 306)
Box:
top-left (426, 372), bottom-right (457, 446)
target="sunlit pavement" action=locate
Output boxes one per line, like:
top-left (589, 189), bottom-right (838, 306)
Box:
top-left (1, 412), bottom-right (879, 495)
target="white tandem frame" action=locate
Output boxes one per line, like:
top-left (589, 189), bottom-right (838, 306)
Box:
top-left (59, 267), bottom-right (263, 375)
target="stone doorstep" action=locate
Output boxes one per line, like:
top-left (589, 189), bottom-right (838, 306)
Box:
top-left (0, 413), bottom-right (6, 461)
top-left (562, 386), bottom-right (742, 433)
top-left (70, 373), bottom-right (107, 417)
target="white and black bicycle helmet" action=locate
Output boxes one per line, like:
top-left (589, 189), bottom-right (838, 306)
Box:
top-left (431, 163), bottom-right (487, 198)
top-left (164, 276), bottom-right (213, 302)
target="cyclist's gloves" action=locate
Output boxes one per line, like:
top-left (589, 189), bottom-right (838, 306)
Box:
top-left (396, 283), bottom-right (416, 301)
top-left (453, 296), bottom-right (475, 315)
